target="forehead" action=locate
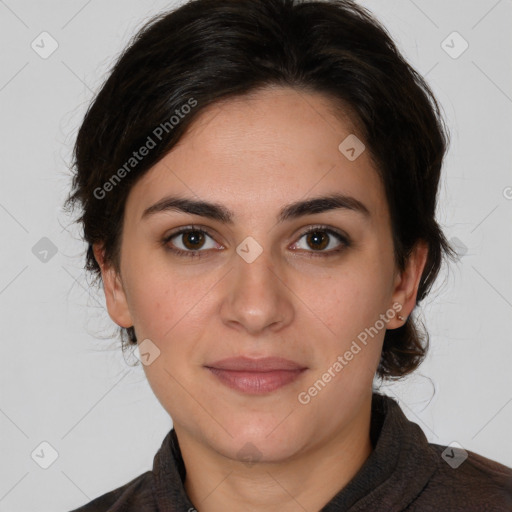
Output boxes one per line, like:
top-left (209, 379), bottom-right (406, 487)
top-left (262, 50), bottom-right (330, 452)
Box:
top-left (125, 87), bottom-right (388, 225)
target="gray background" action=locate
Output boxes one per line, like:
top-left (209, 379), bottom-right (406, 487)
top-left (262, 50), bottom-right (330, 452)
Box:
top-left (0, 0), bottom-right (511, 510)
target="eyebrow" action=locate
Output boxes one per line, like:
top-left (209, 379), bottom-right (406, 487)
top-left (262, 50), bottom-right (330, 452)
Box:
top-left (141, 193), bottom-right (371, 224)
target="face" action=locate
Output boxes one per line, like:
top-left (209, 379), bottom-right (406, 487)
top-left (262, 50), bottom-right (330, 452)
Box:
top-left (95, 86), bottom-right (426, 464)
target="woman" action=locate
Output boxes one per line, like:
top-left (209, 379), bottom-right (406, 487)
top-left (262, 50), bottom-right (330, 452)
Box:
top-left (66, 0), bottom-right (512, 510)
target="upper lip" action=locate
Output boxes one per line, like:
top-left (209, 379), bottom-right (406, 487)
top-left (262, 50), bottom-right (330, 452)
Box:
top-left (205, 357), bottom-right (307, 372)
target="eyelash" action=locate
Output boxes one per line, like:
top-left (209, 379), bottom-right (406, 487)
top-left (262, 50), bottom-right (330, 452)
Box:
top-left (161, 224), bottom-right (351, 259)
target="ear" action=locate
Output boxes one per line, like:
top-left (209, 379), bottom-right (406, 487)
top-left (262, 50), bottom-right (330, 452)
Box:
top-left (387, 240), bottom-right (429, 329)
top-left (93, 243), bottom-right (133, 328)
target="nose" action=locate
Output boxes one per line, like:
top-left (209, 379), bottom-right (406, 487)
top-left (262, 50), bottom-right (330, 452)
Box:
top-left (219, 246), bottom-right (294, 336)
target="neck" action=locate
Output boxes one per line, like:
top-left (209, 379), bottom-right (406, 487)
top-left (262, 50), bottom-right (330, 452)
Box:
top-left (176, 395), bottom-right (374, 512)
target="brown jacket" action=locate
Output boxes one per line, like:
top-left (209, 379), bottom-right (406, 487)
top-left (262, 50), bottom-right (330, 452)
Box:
top-left (69, 392), bottom-right (512, 511)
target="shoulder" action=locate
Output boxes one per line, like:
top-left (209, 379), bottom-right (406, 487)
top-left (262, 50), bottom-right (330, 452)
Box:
top-left (68, 470), bottom-right (155, 511)
top-left (411, 443), bottom-right (512, 511)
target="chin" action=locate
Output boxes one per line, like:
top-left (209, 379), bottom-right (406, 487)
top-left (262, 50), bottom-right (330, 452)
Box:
top-left (212, 418), bottom-right (310, 465)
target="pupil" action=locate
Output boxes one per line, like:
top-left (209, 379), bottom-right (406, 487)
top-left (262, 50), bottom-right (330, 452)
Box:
top-left (181, 231), bottom-right (329, 251)
top-left (308, 231), bottom-right (327, 250)
top-left (185, 231), bottom-right (204, 249)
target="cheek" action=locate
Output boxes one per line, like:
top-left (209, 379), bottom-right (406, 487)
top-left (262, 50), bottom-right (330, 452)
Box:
top-left (297, 257), bottom-right (393, 385)
top-left (126, 282), bottom-right (172, 339)
top-left (300, 274), bottom-right (388, 401)
top-left (121, 246), bottom-right (180, 336)
top-left (307, 261), bottom-right (392, 336)
top-left (124, 263), bottom-right (212, 372)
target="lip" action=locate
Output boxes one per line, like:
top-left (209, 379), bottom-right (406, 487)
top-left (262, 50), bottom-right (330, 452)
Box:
top-left (205, 357), bottom-right (308, 394)
top-left (206, 356), bottom-right (307, 372)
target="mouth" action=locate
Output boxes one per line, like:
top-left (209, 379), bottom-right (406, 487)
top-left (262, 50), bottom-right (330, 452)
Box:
top-left (204, 357), bottom-right (308, 394)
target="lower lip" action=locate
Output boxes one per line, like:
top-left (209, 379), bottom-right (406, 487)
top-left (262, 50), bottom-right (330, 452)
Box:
top-left (206, 367), bottom-right (306, 394)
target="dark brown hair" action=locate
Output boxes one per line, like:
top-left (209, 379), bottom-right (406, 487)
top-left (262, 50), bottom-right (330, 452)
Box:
top-left (64, 0), bottom-right (457, 380)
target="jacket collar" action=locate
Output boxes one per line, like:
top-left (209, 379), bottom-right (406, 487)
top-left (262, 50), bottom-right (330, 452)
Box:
top-left (151, 392), bottom-right (439, 511)
top-left (322, 392), bottom-right (439, 510)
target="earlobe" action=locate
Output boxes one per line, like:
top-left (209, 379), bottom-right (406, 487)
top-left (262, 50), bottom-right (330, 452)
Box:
top-left (92, 243), bottom-right (134, 328)
top-left (388, 241), bottom-right (429, 329)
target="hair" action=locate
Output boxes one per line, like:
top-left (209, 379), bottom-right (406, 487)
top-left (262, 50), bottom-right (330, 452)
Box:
top-left (64, 0), bottom-right (457, 380)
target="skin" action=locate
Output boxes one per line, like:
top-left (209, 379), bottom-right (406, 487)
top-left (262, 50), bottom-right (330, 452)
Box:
top-left (93, 86), bottom-right (428, 512)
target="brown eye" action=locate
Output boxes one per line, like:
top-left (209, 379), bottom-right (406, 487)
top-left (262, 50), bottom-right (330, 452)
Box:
top-left (305, 231), bottom-right (330, 251)
top-left (162, 225), bottom-right (350, 259)
top-left (162, 227), bottom-right (218, 258)
top-left (292, 226), bottom-right (350, 257)
top-left (181, 230), bottom-right (206, 250)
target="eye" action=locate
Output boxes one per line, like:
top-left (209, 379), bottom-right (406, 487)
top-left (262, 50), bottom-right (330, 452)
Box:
top-left (291, 226), bottom-right (350, 257)
top-left (162, 225), bottom-right (220, 258)
top-left (162, 224), bottom-right (350, 259)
